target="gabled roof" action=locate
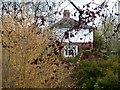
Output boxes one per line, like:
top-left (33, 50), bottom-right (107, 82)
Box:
top-left (52, 17), bottom-right (93, 29)
top-left (53, 17), bottom-right (78, 28)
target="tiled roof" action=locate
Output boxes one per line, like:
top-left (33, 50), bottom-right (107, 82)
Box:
top-left (52, 17), bottom-right (93, 29)
top-left (53, 17), bottom-right (78, 28)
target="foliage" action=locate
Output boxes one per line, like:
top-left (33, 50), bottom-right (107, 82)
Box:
top-left (79, 49), bottom-right (109, 60)
top-left (98, 16), bottom-right (119, 52)
top-left (94, 31), bottom-right (104, 49)
top-left (73, 55), bottom-right (119, 89)
top-left (1, 15), bottom-right (76, 88)
top-left (1, 0), bottom-right (120, 89)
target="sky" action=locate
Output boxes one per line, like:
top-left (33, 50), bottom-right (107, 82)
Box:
top-left (59, 0), bottom-right (118, 14)
top-left (0, 0), bottom-right (119, 23)
top-left (56, 0), bottom-right (119, 25)
top-left (60, 0), bottom-right (118, 8)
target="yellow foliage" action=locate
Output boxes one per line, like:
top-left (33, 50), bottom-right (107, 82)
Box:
top-left (2, 15), bottom-right (76, 88)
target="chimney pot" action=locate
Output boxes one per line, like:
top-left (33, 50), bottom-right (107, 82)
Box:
top-left (63, 10), bottom-right (70, 18)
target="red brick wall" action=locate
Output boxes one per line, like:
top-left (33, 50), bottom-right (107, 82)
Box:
top-left (63, 42), bottom-right (93, 50)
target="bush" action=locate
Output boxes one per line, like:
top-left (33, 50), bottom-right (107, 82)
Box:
top-left (73, 55), bottom-right (119, 89)
top-left (94, 31), bottom-right (104, 49)
top-left (2, 15), bottom-right (76, 88)
top-left (80, 49), bottom-right (109, 60)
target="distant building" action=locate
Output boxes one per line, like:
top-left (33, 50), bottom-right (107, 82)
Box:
top-left (53, 10), bottom-right (93, 57)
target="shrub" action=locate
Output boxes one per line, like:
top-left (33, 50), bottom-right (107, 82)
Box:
top-left (94, 31), bottom-right (104, 49)
top-left (1, 15), bottom-right (76, 88)
top-left (73, 55), bottom-right (119, 89)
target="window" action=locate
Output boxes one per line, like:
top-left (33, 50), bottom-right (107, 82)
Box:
top-left (65, 49), bottom-right (68, 56)
top-left (64, 45), bottom-right (78, 57)
top-left (69, 49), bottom-right (74, 56)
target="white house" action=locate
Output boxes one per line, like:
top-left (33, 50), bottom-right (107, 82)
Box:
top-left (52, 10), bottom-right (93, 57)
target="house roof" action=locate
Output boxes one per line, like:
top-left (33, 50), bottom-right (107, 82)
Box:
top-left (53, 17), bottom-right (78, 28)
top-left (53, 16), bottom-right (93, 43)
top-left (52, 17), bottom-right (93, 29)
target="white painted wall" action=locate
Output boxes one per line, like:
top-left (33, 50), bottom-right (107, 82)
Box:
top-left (55, 28), bottom-right (93, 57)
top-left (55, 28), bottom-right (93, 43)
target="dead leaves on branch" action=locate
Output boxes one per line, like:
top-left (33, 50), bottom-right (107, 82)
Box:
top-left (2, 15), bottom-right (76, 88)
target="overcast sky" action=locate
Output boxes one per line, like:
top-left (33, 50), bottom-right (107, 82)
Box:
top-left (57, 0), bottom-right (118, 22)
top-left (59, 0), bottom-right (118, 12)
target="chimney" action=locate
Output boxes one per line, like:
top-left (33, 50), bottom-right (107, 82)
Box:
top-left (63, 10), bottom-right (70, 18)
